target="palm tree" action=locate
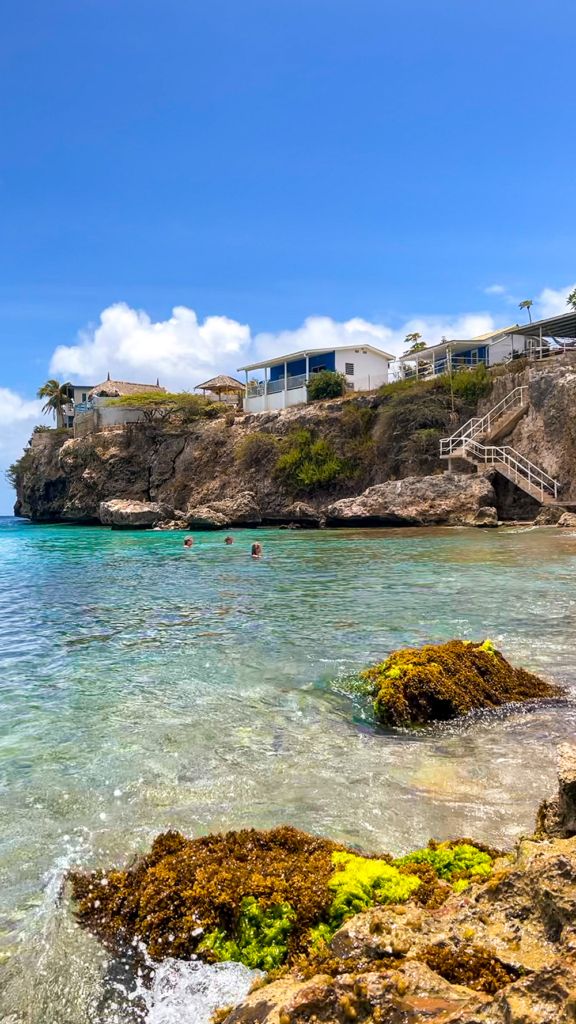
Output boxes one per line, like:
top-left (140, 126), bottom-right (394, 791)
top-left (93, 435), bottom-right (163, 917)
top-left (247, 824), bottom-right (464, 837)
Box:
top-left (519, 299), bottom-right (533, 323)
top-left (567, 289), bottom-right (576, 311)
top-left (37, 379), bottom-right (74, 427)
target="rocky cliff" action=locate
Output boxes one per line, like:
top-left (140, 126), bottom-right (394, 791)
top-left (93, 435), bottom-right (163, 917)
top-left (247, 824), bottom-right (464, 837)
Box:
top-left (12, 357), bottom-right (576, 525)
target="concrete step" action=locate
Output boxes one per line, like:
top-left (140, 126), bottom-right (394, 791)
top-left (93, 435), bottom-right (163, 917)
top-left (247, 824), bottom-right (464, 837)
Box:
top-left (476, 404), bottom-right (528, 443)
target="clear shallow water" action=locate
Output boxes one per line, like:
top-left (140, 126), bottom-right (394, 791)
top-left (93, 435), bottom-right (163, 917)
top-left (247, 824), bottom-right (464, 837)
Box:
top-left (1, 516), bottom-right (576, 1021)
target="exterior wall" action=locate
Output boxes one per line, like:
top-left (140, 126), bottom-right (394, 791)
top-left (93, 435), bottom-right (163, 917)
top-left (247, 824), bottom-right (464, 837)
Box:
top-left (74, 401), bottom-right (146, 437)
top-left (487, 336), bottom-right (516, 366)
top-left (333, 348), bottom-right (389, 390)
top-left (243, 347), bottom-right (390, 411)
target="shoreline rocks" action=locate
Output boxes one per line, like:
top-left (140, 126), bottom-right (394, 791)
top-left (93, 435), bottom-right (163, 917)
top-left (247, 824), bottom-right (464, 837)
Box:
top-left (324, 473), bottom-right (498, 527)
top-left (67, 747), bottom-right (576, 1024)
top-left (98, 499), bottom-right (174, 529)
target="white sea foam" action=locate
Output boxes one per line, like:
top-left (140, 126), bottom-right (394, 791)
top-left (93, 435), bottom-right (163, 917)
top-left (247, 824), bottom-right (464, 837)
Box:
top-left (142, 960), bottom-right (262, 1024)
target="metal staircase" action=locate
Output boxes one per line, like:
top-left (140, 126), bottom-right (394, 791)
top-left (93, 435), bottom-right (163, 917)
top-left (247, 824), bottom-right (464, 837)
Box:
top-left (440, 386), bottom-right (560, 503)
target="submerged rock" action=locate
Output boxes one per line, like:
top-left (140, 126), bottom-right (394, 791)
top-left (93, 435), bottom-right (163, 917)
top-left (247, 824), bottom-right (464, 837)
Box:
top-left (361, 639), bottom-right (560, 727)
top-left (99, 499), bottom-right (172, 528)
top-left (324, 472), bottom-right (497, 527)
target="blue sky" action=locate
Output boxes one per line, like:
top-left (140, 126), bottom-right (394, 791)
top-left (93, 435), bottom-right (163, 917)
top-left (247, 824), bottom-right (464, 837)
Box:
top-left (0, 0), bottom-right (575, 512)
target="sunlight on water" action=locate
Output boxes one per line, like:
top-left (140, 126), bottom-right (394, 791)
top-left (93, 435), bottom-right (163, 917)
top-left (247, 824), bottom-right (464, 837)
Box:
top-left (1, 517), bottom-right (576, 1021)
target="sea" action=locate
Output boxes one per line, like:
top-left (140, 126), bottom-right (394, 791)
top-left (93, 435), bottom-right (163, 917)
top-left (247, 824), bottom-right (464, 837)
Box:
top-left (1, 516), bottom-right (576, 1022)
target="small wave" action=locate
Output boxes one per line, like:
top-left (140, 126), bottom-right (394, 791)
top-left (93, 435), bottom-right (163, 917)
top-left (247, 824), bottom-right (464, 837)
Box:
top-left (142, 959), bottom-right (262, 1024)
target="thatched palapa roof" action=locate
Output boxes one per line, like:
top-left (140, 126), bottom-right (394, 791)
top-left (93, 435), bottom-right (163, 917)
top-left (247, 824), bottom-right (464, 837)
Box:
top-left (90, 378), bottom-right (167, 399)
top-left (195, 374), bottom-right (246, 395)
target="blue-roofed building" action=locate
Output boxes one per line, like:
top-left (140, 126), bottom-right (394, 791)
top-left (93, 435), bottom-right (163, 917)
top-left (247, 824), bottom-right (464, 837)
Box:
top-left (238, 344), bottom-right (394, 412)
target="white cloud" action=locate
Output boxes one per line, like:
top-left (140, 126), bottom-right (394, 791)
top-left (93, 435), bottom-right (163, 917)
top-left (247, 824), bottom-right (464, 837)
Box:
top-left (484, 285), bottom-right (506, 295)
top-left (534, 283), bottom-right (576, 319)
top-left (0, 388), bottom-right (46, 515)
top-left (48, 302), bottom-right (506, 389)
top-left (50, 303), bottom-right (252, 389)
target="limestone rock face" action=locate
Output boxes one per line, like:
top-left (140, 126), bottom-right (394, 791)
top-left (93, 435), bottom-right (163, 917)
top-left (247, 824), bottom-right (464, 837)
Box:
top-left (99, 499), bottom-right (171, 528)
top-left (558, 512), bottom-right (576, 528)
top-left (324, 473), bottom-right (497, 527)
top-left (186, 506), bottom-right (231, 529)
top-left (203, 492), bottom-right (262, 525)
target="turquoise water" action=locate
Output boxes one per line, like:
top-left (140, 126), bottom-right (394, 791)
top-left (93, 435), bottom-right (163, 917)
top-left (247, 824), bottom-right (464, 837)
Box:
top-left (1, 516), bottom-right (576, 1022)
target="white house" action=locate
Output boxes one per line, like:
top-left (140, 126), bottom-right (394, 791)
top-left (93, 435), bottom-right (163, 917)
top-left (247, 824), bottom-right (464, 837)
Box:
top-left (397, 311), bottom-right (576, 379)
top-left (238, 344), bottom-right (395, 413)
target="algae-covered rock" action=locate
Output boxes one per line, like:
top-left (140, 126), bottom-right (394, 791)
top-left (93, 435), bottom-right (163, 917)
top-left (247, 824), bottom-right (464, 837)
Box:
top-left (362, 639), bottom-right (560, 727)
top-left (68, 826), bottom-right (497, 972)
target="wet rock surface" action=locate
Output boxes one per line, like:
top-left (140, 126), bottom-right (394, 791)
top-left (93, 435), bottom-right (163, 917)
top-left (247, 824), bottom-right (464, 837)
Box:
top-left (324, 473), bottom-right (497, 527)
top-left (98, 499), bottom-right (173, 528)
top-left (362, 639), bottom-right (559, 728)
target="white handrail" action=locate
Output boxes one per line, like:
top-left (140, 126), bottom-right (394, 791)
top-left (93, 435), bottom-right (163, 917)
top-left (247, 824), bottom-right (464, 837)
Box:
top-left (441, 387), bottom-right (528, 452)
top-left (450, 439), bottom-right (558, 499)
top-left (439, 385), bottom-right (560, 501)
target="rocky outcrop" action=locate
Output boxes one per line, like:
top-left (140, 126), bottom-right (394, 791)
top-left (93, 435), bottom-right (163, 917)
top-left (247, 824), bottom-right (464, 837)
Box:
top-left (223, 749), bottom-right (576, 1023)
top-left (187, 491), bottom-right (262, 529)
top-left (534, 505), bottom-right (567, 525)
top-left (558, 512), bottom-right (576, 528)
top-left (324, 473), bottom-right (496, 526)
top-left (13, 358), bottom-right (576, 524)
top-left (99, 499), bottom-right (173, 528)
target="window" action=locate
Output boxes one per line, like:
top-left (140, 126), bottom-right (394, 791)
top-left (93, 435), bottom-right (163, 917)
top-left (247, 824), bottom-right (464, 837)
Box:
top-left (311, 364), bottom-right (326, 374)
top-left (82, 393), bottom-right (87, 402)
top-left (345, 362), bottom-right (354, 376)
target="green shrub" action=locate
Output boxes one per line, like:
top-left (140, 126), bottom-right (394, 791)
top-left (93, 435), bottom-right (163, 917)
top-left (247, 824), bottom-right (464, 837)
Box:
top-left (448, 364), bottom-right (492, 404)
top-left (236, 432), bottom-right (281, 470)
top-left (33, 424), bottom-right (73, 435)
top-left (306, 370), bottom-right (347, 401)
top-left (274, 429), bottom-right (348, 490)
top-left (106, 392), bottom-right (223, 423)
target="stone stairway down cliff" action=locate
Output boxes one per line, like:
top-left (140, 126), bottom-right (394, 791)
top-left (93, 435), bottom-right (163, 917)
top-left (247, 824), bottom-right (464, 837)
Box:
top-left (440, 386), bottom-right (561, 503)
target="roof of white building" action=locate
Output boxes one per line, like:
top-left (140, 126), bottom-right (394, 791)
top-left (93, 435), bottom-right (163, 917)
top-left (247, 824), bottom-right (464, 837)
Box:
top-left (238, 343), bottom-right (395, 372)
top-left (398, 325), bottom-right (519, 362)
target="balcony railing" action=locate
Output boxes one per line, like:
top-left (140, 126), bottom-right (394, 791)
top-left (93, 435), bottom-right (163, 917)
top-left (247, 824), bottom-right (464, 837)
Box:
top-left (246, 374), bottom-right (308, 399)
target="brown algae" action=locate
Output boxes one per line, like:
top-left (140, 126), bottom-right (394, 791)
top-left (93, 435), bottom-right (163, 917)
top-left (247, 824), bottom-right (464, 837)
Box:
top-left (361, 638), bottom-right (560, 727)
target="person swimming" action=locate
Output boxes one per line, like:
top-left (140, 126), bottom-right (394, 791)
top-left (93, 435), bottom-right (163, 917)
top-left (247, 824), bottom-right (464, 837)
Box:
top-left (251, 542), bottom-right (262, 558)
top-left (224, 536), bottom-right (234, 545)
top-left (183, 536), bottom-right (194, 548)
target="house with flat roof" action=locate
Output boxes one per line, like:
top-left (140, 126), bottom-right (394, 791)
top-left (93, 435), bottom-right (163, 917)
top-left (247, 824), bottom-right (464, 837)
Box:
top-left (238, 344), bottom-right (395, 413)
top-left (398, 311), bottom-right (576, 378)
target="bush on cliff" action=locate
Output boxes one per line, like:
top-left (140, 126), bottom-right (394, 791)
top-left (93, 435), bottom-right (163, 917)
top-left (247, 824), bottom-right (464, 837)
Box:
top-left (274, 429), bottom-right (348, 490)
top-left (68, 825), bottom-right (497, 971)
top-left (106, 392), bottom-right (224, 423)
top-left (306, 370), bottom-right (347, 401)
top-left (362, 638), bottom-right (560, 727)
top-left (236, 432), bottom-right (281, 471)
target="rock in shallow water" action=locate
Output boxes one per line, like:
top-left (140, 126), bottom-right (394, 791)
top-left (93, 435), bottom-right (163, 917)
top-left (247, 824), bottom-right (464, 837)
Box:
top-left (99, 499), bottom-right (172, 528)
top-left (324, 472), bottom-right (497, 527)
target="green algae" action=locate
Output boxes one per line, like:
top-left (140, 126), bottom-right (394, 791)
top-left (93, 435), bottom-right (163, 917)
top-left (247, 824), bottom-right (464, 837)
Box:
top-left (393, 842), bottom-right (492, 881)
top-left (198, 897), bottom-right (296, 971)
top-left (361, 638), bottom-right (560, 727)
top-left (327, 852), bottom-right (422, 928)
top-left (69, 826), bottom-right (497, 973)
